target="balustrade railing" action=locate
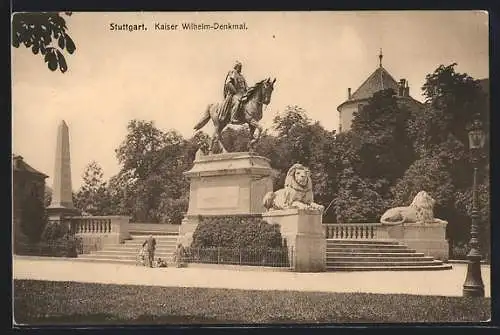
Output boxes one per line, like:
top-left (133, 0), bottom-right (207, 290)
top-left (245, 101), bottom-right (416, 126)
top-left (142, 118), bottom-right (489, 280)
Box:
top-left (71, 217), bottom-right (113, 234)
top-left (323, 223), bottom-right (381, 239)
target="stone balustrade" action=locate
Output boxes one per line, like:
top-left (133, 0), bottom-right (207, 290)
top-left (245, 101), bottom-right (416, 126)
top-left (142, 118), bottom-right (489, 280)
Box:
top-left (323, 223), bottom-right (382, 239)
top-left (69, 216), bottom-right (131, 253)
top-left (70, 216), bottom-right (130, 241)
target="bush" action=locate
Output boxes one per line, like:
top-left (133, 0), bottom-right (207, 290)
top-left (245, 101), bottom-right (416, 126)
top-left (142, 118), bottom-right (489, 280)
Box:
top-left (190, 216), bottom-right (289, 267)
top-left (15, 221), bottom-right (81, 258)
top-left (16, 237), bottom-right (81, 258)
top-left (41, 221), bottom-right (71, 241)
top-left (192, 216), bottom-right (284, 249)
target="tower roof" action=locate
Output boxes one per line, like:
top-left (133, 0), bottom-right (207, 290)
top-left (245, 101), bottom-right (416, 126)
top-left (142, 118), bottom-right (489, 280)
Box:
top-left (349, 66), bottom-right (399, 101)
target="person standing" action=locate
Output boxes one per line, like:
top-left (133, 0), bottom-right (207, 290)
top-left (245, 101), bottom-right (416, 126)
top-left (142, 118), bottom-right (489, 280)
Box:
top-left (142, 234), bottom-right (156, 268)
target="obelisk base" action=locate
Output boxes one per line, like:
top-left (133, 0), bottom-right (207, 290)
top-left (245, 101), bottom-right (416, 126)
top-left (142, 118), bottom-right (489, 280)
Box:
top-left (46, 206), bottom-right (81, 224)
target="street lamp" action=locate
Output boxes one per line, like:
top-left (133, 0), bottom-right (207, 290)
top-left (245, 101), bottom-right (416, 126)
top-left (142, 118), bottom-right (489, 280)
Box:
top-left (462, 115), bottom-right (486, 297)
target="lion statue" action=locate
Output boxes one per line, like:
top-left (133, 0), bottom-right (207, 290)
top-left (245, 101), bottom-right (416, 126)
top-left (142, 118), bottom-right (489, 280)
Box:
top-left (263, 163), bottom-right (324, 211)
top-left (380, 190), bottom-right (446, 225)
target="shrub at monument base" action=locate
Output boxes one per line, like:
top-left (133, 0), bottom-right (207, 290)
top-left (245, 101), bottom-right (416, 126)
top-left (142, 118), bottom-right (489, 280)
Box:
top-left (190, 216), bottom-right (289, 267)
top-left (14, 280), bottom-right (490, 324)
top-left (16, 222), bottom-right (80, 258)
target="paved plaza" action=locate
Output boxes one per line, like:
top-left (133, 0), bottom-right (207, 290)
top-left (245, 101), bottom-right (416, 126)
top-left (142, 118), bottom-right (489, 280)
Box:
top-left (13, 256), bottom-right (491, 298)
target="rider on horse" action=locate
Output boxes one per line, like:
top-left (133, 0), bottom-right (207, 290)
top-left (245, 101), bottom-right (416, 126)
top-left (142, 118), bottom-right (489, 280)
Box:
top-left (223, 61), bottom-right (248, 123)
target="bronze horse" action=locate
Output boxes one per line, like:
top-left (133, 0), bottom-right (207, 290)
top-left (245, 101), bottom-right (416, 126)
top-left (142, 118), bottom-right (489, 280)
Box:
top-left (193, 77), bottom-right (276, 154)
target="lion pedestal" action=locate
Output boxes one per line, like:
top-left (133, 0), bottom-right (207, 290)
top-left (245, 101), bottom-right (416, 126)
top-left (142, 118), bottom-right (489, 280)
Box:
top-left (379, 222), bottom-right (449, 261)
top-left (263, 209), bottom-right (326, 272)
top-left (178, 152), bottom-right (273, 246)
top-left (261, 163), bottom-right (326, 272)
top-left (379, 191), bottom-right (450, 261)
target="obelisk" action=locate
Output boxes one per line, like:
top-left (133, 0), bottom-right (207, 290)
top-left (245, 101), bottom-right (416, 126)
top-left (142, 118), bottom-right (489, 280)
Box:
top-left (47, 120), bottom-right (80, 220)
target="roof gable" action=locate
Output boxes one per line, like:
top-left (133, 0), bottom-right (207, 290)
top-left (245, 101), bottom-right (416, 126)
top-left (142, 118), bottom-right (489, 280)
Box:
top-left (12, 155), bottom-right (48, 178)
top-left (350, 66), bottom-right (399, 101)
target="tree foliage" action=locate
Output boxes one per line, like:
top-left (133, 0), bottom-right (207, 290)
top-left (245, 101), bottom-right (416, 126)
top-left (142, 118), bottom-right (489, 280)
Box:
top-left (334, 167), bottom-right (387, 223)
top-left (74, 161), bottom-right (111, 215)
top-left (12, 12), bottom-right (76, 73)
top-left (20, 190), bottom-right (46, 243)
top-left (109, 120), bottom-right (194, 223)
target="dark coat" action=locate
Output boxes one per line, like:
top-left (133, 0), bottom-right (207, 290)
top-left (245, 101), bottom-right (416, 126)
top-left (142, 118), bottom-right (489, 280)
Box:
top-left (142, 236), bottom-right (156, 251)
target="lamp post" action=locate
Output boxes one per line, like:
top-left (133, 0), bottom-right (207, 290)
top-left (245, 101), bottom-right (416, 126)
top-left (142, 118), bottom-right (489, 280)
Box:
top-left (462, 115), bottom-right (486, 297)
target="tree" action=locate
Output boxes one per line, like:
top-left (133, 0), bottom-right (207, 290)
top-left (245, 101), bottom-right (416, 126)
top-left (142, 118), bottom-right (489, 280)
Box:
top-left (12, 12), bottom-right (76, 73)
top-left (111, 120), bottom-right (192, 223)
top-left (406, 63), bottom-right (490, 249)
top-left (115, 120), bottom-right (169, 179)
top-left (334, 166), bottom-right (388, 223)
top-left (74, 161), bottom-right (111, 215)
top-left (350, 89), bottom-right (416, 197)
top-left (20, 189), bottom-right (46, 243)
top-left (390, 156), bottom-right (455, 210)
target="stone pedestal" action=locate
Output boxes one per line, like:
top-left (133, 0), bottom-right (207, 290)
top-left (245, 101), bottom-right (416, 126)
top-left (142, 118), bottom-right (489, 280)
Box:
top-left (381, 221), bottom-right (449, 261)
top-left (263, 209), bottom-right (326, 272)
top-left (178, 152), bottom-right (273, 246)
top-left (46, 206), bottom-right (81, 223)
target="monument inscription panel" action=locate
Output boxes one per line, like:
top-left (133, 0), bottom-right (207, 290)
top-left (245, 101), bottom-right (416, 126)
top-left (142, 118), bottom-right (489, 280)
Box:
top-left (197, 186), bottom-right (240, 209)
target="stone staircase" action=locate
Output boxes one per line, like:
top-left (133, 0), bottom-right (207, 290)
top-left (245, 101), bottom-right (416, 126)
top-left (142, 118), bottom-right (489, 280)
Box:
top-left (326, 239), bottom-right (452, 271)
top-left (77, 234), bottom-right (178, 265)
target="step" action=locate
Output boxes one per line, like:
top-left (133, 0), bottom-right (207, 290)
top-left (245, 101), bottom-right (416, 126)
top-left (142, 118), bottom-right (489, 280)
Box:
top-left (326, 243), bottom-right (408, 249)
top-left (102, 246), bottom-right (176, 253)
top-left (124, 239), bottom-right (178, 244)
top-left (78, 253), bottom-right (175, 261)
top-left (326, 239), bottom-right (401, 245)
top-left (89, 249), bottom-right (175, 256)
top-left (73, 257), bottom-right (142, 265)
top-left (326, 260), bottom-right (443, 267)
top-left (122, 241), bottom-right (177, 248)
top-left (327, 264), bottom-right (453, 271)
top-left (326, 252), bottom-right (426, 258)
top-left (127, 235), bottom-right (178, 242)
top-left (129, 231), bottom-right (179, 236)
top-left (326, 256), bottom-right (435, 262)
top-left (326, 248), bottom-right (416, 253)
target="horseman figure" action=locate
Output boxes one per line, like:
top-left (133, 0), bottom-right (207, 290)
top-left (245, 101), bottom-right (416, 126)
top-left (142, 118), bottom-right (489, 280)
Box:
top-left (193, 60), bottom-right (276, 154)
top-left (223, 61), bottom-right (248, 123)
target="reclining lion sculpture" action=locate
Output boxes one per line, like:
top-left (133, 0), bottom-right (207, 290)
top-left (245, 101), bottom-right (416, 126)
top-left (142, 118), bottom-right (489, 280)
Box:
top-left (380, 190), bottom-right (446, 225)
top-left (263, 163), bottom-right (324, 212)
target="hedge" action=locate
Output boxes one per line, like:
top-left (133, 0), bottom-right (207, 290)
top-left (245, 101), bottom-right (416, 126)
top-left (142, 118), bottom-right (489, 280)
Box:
top-left (15, 238), bottom-right (80, 258)
top-left (190, 216), bottom-right (289, 267)
top-left (192, 216), bottom-right (284, 249)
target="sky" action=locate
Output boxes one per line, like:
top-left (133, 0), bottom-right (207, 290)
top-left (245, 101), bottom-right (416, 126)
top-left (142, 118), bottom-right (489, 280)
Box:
top-left (12, 11), bottom-right (489, 190)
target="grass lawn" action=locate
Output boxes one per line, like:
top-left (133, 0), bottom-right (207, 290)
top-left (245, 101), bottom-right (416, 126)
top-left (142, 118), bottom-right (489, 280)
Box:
top-left (13, 280), bottom-right (490, 325)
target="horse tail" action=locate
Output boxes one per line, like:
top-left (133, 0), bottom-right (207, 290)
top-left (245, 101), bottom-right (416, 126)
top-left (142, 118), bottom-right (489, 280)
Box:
top-left (194, 105), bottom-right (212, 131)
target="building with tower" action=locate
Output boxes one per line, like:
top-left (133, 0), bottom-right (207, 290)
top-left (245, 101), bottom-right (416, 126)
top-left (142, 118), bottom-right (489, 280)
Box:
top-left (337, 50), bottom-right (424, 133)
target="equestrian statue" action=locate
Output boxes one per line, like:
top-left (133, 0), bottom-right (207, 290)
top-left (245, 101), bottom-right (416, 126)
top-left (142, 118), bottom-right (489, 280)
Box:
top-left (193, 61), bottom-right (276, 154)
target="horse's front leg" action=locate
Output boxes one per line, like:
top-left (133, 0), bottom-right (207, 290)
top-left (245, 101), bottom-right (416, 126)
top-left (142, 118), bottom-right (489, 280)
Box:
top-left (218, 131), bottom-right (228, 153)
top-left (248, 120), bottom-right (262, 152)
